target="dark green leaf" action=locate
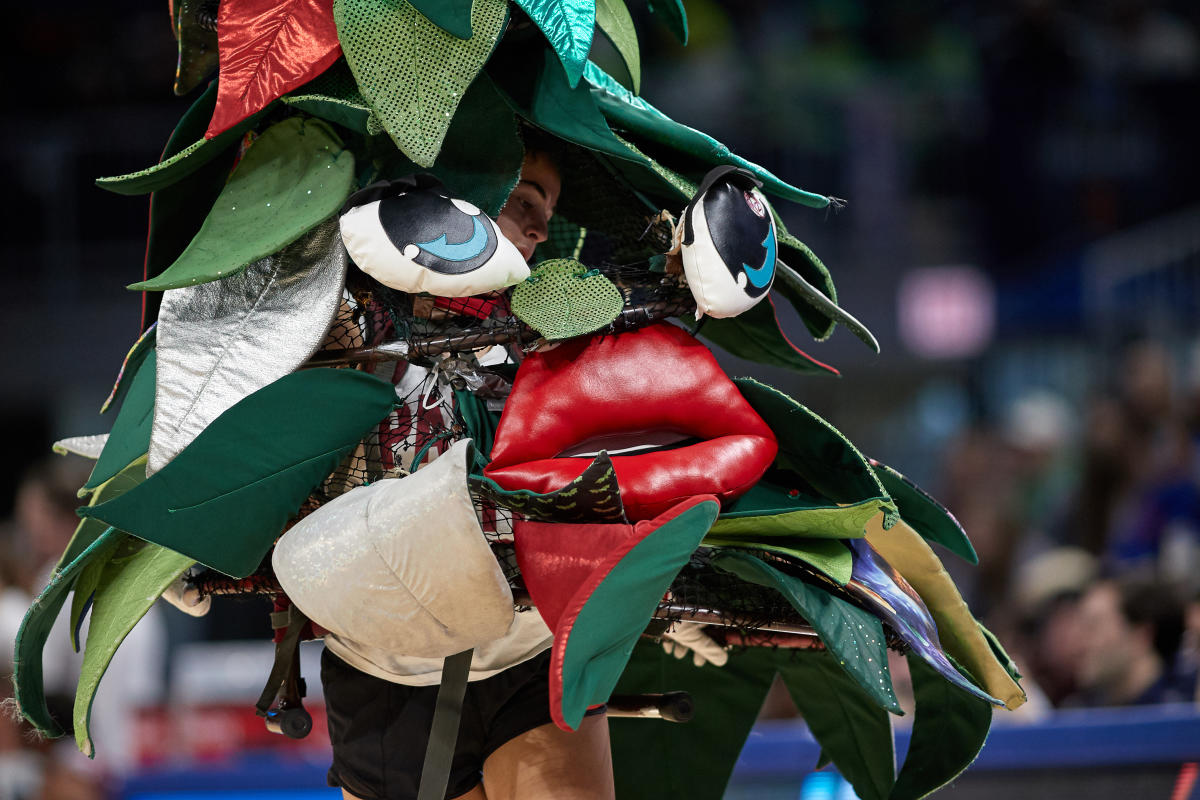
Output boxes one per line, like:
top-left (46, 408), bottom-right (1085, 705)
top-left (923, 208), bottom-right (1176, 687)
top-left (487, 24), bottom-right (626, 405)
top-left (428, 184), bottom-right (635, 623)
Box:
top-left (871, 461), bottom-right (977, 564)
top-left (82, 369), bottom-right (396, 578)
top-left (85, 350), bottom-right (155, 491)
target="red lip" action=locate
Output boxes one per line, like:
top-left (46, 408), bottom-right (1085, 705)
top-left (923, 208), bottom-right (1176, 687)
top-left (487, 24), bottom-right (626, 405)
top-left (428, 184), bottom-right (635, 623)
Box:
top-left (484, 323), bottom-right (778, 520)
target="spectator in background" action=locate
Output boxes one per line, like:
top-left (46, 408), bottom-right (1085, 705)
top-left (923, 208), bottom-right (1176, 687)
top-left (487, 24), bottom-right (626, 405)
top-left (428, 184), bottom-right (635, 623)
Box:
top-left (1069, 576), bottom-right (1192, 707)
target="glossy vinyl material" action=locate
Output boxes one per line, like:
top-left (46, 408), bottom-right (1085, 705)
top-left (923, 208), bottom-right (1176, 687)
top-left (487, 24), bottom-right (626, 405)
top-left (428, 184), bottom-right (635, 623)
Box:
top-left (207, 0), bottom-right (342, 138)
top-left (484, 323), bottom-right (777, 520)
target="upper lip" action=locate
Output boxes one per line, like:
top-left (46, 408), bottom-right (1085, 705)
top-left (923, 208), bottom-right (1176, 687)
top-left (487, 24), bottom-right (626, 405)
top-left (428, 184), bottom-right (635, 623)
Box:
top-left (483, 323), bottom-right (778, 521)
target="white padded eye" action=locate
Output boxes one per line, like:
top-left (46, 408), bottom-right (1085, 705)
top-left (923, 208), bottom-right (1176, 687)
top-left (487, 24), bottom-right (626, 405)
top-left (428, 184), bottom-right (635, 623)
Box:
top-left (340, 185), bottom-right (528, 297)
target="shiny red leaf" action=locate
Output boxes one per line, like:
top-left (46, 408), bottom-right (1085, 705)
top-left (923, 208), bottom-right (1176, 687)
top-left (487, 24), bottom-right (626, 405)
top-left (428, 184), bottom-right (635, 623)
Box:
top-left (206, 0), bottom-right (341, 138)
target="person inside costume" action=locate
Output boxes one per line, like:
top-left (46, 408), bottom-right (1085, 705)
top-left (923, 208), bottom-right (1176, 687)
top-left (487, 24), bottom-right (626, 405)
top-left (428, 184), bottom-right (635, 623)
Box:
top-left (320, 149), bottom-right (619, 800)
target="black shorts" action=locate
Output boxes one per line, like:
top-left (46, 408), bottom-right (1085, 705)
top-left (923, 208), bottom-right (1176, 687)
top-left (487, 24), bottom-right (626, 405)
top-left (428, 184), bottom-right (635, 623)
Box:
top-left (321, 647), bottom-right (556, 800)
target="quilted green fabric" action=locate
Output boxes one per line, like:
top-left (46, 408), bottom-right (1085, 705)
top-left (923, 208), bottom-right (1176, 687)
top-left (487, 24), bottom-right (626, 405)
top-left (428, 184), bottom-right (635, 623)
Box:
top-left (334, 0), bottom-right (507, 167)
top-left (510, 259), bottom-right (624, 340)
top-left (129, 117), bottom-right (355, 292)
top-left (81, 369), bottom-right (396, 578)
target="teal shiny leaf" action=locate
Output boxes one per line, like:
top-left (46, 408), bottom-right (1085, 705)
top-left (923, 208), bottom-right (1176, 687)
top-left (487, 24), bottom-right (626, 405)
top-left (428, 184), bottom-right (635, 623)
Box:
top-left (514, 0), bottom-right (595, 87)
top-left (81, 369), bottom-right (396, 578)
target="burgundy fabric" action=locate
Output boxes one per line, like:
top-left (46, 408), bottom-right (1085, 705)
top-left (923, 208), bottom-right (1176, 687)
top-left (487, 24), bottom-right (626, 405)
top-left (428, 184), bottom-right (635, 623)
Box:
top-left (207, 0), bottom-right (342, 138)
top-left (514, 495), bottom-right (718, 730)
top-left (484, 323), bottom-right (777, 520)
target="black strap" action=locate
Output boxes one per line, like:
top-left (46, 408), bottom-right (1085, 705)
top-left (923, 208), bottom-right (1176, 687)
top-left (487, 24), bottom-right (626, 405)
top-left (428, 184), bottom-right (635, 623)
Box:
top-left (255, 604), bottom-right (308, 716)
top-left (416, 649), bottom-right (474, 800)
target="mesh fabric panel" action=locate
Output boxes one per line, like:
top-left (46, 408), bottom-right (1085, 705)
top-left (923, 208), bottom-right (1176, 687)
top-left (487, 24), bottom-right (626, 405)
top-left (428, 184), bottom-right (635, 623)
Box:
top-left (333, 0), bottom-right (508, 167)
top-left (510, 258), bottom-right (625, 340)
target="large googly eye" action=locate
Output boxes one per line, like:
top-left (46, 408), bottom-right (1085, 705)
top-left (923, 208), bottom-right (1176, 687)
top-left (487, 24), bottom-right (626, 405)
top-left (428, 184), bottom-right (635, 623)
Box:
top-left (680, 167), bottom-right (777, 319)
top-left (339, 177), bottom-right (529, 296)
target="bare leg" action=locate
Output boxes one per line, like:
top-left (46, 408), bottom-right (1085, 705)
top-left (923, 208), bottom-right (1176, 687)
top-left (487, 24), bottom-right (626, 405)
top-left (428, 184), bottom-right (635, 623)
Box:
top-left (342, 786), bottom-right (488, 800)
top-left (480, 715), bottom-right (615, 800)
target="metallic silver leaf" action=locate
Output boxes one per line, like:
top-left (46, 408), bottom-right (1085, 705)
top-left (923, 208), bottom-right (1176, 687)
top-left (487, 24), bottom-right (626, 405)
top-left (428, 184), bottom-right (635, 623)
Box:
top-left (52, 434), bottom-right (109, 460)
top-left (149, 219), bottom-right (348, 474)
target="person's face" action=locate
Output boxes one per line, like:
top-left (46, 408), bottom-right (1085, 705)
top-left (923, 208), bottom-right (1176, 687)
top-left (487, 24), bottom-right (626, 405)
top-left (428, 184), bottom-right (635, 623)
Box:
top-left (1076, 582), bottom-right (1137, 691)
top-left (496, 153), bottom-right (560, 263)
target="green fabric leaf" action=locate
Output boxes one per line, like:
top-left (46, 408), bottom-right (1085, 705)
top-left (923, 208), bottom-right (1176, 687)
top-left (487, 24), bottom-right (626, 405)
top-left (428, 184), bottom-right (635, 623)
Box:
top-left (610, 642), bottom-right (779, 800)
top-left (100, 325), bottom-right (156, 415)
top-left (96, 84), bottom-right (269, 197)
top-left (646, 0), bottom-right (687, 44)
top-left (85, 350), bottom-right (155, 491)
top-left (977, 622), bottom-right (1022, 682)
top-left (282, 60), bottom-right (379, 134)
top-left (699, 297), bottom-right (840, 376)
top-left (511, 259), bottom-right (624, 340)
top-left (584, 61), bottom-right (831, 209)
top-left (890, 655), bottom-right (992, 800)
top-left (703, 538), bottom-right (853, 585)
top-left (173, 0), bottom-right (219, 95)
top-left (777, 649), bottom-right (897, 800)
top-left (816, 749), bottom-right (834, 769)
top-left (68, 535), bottom-right (125, 653)
top-left (712, 550), bottom-right (901, 713)
top-left (471, 452), bottom-right (626, 523)
top-left (81, 369), bottom-right (396, 578)
top-left (129, 117), bottom-right (355, 291)
top-left (734, 378), bottom-right (898, 524)
top-left (59, 457), bottom-right (149, 575)
top-left (710, 481), bottom-right (891, 544)
top-left (527, 50), bottom-right (649, 167)
top-left (595, 0), bottom-right (640, 94)
top-left (560, 498), bottom-right (719, 728)
top-left (409, 0), bottom-right (474, 38)
top-left (74, 540), bottom-right (194, 758)
top-left (334, 0), bottom-right (508, 168)
top-left (514, 0), bottom-right (595, 88)
top-left (12, 529), bottom-right (124, 737)
top-left (775, 255), bottom-right (877, 353)
top-left (871, 461), bottom-right (977, 564)
top-left (772, 218), bottom-right (839, 342)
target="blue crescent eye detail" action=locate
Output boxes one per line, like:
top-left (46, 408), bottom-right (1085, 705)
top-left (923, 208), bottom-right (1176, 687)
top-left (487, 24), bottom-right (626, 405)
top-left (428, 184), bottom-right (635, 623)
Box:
top-left (415, 216), bottom-right (489, 262)
top-left (741, 228), bottom-right (776, 289)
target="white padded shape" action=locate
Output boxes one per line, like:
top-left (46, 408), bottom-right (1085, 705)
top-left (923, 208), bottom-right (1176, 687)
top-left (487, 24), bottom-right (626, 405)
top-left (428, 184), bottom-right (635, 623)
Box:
top-left (272, 439), bottom-right (514, 658)
top-left (339, 200), bottom-right (529, 297)
top-left (681, 186), bottom-right (777, 320)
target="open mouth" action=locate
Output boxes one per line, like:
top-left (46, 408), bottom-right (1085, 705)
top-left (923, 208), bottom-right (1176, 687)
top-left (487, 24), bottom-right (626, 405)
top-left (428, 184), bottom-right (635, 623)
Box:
top-left (483, 322), bottom-right (778, 521)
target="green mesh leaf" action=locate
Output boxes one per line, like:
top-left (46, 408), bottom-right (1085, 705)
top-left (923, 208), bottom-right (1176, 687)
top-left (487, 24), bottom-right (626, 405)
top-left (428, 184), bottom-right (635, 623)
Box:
top-left (595, 0), bottom-right (640, 94)
top-left (511, 259), bottom-right (624, 340)
top-left (514, 0), bottom-right (595, 87)
top-left (334, 0), bottom-right (508, 168)
top-left (81, 369), bottom-right (396, 578)
top-left (409, 0), bottom-right (474, 38)
top-left (647, 0), bottom-right (687, 45)
top-left (712, 550), bottom-right (901, 714)
top-left (129, 117), bottom-right (355, 291)
top-left (74, 539), bottom-right (194, 758)
top-left (85, 350), bottom-right (154, 491)
top-left (96, 83), bottom-right (270, 197)
top-left (282, 59), bottom-right (380, 134)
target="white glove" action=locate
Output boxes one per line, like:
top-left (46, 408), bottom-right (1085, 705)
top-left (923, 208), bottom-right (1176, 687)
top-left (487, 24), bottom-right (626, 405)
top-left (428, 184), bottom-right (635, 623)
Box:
top-left (661, 621), bottom-right (728, 667)
top-left (161, 575), bottom-right (211, 617)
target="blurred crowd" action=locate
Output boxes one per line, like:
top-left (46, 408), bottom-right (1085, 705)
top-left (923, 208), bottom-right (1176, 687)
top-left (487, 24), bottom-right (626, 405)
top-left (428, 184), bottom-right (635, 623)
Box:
top-left (947, 339), bottom-right (1200, 714)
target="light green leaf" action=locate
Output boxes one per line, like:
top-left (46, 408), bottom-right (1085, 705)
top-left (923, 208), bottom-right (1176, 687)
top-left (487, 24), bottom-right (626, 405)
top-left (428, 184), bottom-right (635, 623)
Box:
top-left (74, 539), bottom-right (194, 758)
top-left (595, 0), bottom-right (640, 94)
top-left (129, 117), bottom-right (354, 291)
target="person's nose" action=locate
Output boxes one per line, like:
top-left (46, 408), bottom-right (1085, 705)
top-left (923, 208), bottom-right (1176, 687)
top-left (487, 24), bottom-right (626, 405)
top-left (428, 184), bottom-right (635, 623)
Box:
top-left (526, 214), bottom-right (548, 244)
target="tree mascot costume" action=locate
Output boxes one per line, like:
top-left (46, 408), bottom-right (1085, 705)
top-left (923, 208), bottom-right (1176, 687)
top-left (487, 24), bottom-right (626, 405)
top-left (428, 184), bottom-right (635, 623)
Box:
top-left (14, 2), bottom-right (1025, 798)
